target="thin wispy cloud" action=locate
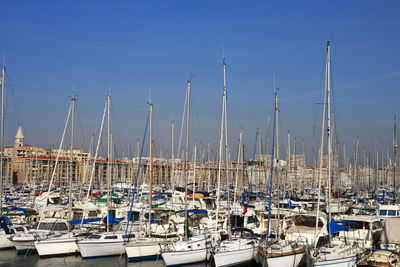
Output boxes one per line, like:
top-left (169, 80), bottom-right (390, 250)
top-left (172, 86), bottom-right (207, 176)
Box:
top-left (336, 69), bottom-right (400, 92)
top-left (287, 69), bottom-right (400, 103)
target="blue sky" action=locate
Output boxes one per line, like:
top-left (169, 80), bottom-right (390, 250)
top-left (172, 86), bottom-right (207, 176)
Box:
top-left (1, 1), bottom-right (400, 162)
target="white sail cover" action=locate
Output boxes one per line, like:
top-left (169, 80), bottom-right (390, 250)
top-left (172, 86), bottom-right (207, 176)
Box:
top-left (380, 217), bottom-right (400, 244)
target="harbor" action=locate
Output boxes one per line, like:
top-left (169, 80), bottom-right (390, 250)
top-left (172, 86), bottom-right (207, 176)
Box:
top-left (0, 41), bottom-right (400, 267)
top-left (1, 2), bottom-right (400, 267)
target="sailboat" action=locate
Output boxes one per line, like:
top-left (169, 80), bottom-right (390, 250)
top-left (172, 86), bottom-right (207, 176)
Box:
top-left (213, 228), bottom-right (259, 267)
top-left (211, 57), bottom-right (259, 267)
top-left (77, 94), bottom-right (129, 258)
top-left (125, 101), bottom-right (178, 262)
top-left (11, 89), bottom-right (79, 253)
top-left (34, 94), bottom-right (80, 257)
top-left (0, 67), bottom-right (31, 250)
top-left (258, 89), bottom-right (306, 267)
top-left (306, 41), bottom-right (366, 267)
top-left (161, 80), bottom-right (219, 266)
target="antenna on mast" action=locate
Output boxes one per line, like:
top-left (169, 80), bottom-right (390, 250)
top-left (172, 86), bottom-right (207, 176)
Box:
top-left (148, 85), bottom-right (152, 104)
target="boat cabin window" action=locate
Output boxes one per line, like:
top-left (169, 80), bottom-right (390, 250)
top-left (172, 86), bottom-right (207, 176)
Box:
top-left (316, 236), bottom-right (329, 247)
top-left (104, 235), bottom-right (118, 239)
top-left (49, 197), bottom-right (62, 204)
top-left (379, 210), bottom-right (388, 216)
top-left (247, 216), bottom-right (259, 224)
top-left (388, 210), bottom-right (397, 216)
top-left (53, 223), bottom-right (68, 231)
top-left (72, 212), bottom-right (83, 221)
top-left (35, 223), bottom-right (52, 230)
top-left (294, 216), bottom-right (323, 228)
top-left (242, 231), bottom-right (254, 239)
top-left (340, 221), bottom-right (363, 230)
top-left (128, 211), bottom-right (140, 222)
top-left (88, 211), bottom-right (99, 217)
top-left (231, 215), bottom-right (244, 228)
top-left (32, 222), bottom-right (67, 231)
top-left (122, 234), bottom-right (135, 239)
top-left (88, 235), bottom-right (101, 239)
top-left (15, 227), bottom-right (24, 232)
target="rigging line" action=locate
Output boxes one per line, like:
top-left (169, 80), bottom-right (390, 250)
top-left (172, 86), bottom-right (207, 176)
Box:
top-left (125, 112), bottom-right (150, 234)
top-left (153, 106), bottom-right (167, 158)
top-left (5, 71), bottom-right (22, 127)
top-left (177, 84), bottom-right (188, 159)
top-left (110, 101), bottom-right (126, 158)
top-left (75, 104), bottom-right (85, 148)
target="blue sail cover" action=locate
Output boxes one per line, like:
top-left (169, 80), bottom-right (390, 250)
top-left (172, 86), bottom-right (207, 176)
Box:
top-left (176, 209), bottom-right (208, 214)
top-left (5, 197), bottom-right (20, 202)
top-left (289, 201), bottom-right (301, 209)
top-left (70, 217), bottom-right (102, 225)
top-left (107, 211), bottom-right (124, 224)
top-left (0, 216), bottom-right (11, 234)
top-left (329, 218), bottom-right (350, 235)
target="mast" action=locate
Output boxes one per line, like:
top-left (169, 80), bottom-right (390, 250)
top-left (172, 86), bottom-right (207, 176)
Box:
top-left (375, 141), bottom-right (379, 200)
top-left (193, 143), bottom-right (197, 205)
top-left (234, 129), bottom-right (243, 204)
top-left (216, 57), bottom-right (228, 232)
top-left (171, 120), bottom-right (175, 186)
top-left (223, 57), bottom-right (231, 235)
top-left (68, 94), bottom-right (76, 223)
top-left (171, 120), bottom-right (175, 160)
top-left (326, 41), bottom-right (333, 246)
top-left (0, 66), bottom-right (5, 215)
top-left (148, 101), bottom-right (153, 236)
top-left (286, 132), bottom-right (291, 195)
top-left (183, 80), bottom-right (191, 240)
top-left (106, 93), bottom-right (111, 232)
top-left (368, 152), bottom-right (371, 193)
top-left (314, 41), bottom-right (329, 247)
top-left (393, 115), bottom-right (397, 192)
top-left (207, 142), bottom-right (211, 192)
top-left (266, 89), bottom-right (279, 243)
top-left (274, 89), bottom-right (281, 240)
top-left (249, 130), bottom-right (259, 201)
top-left (294, 137), bottom-right (297, 191)
top-left (353, 137), bottom-right (359, 192)
top-left (302, 139), bottom-right (305, 189)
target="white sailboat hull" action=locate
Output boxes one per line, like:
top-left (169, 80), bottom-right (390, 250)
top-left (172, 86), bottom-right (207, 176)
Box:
top-left (125, 241), bottom-right (160, 261)
top-left (77, 240), bottom-right (125, 258)
top-left (260, 252), bottom-right (305, 267)
top-left (162, 248), bottom-right (210, 266)
top-left (213, 246), bottom-right (257, 267)
top-left (35, 238), bottom-right (78, 257)
top-left (0, 234), bottom-right (14, 249)
top-left (11, 236), bottom-right (36, 252)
